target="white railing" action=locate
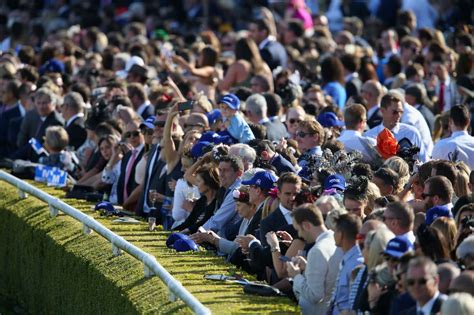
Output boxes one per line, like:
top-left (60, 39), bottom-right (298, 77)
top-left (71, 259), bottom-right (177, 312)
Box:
top-left (0, 170), bottom-right (211, 315)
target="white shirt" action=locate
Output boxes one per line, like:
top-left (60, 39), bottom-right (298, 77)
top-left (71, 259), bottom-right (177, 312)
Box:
top-left (401, 103), bottom-right (433, 156)
top-left (258, 35), bottom-right (276, 50)
top-left (417, 291), bottom-right (440, 315)
top-left (337, 130), bottom-right (377, 161)
top-left (172, 178), bottom-right (200, 223)
top-left (66, 113), bottom-right (85, 127)
top-left (432, 130), bottom-right (474, 170)
top-left (279, 204), bottom-right (293, 225)
top-left (364, 123), bottom-right (428, 162)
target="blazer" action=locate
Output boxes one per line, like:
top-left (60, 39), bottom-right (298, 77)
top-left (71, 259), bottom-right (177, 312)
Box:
top-left (400, 294), bottom-right (446, 315)
top-left (345, 77), bottom-right (362, 99)
top-left (136, 144), bottom-right (163, 217)
top-left (270, 154), bottom-right (296, 175)
top-left (293, 231), bottom-right (343, 315)
top-left (260, 40), bottom-right (288, 71)
top-left (0, 104), bottom-right (22, 158)
top-left (416, 104), bottom-right (435, 134)
top-left (140, 104), bottom-right (154, 121)
top-left (66, 116), bottom-right (87, 150)
top-left (117, 146), bottom-right (145, 205)
top-left (367, 107), bottom-right (383, 129)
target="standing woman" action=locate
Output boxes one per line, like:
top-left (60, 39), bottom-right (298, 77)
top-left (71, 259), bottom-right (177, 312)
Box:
top-left (320, 56), bottom-right (347, 109)
top-left (218, 37), bottom-right (273, 92)
top-left (172, 46), bottom-right (220, 102)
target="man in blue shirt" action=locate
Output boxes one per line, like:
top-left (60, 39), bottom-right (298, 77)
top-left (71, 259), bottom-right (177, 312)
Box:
top-left (330, 213), bottom-right (364, 315)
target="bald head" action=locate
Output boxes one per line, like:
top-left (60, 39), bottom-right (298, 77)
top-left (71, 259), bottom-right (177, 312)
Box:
top-left (362, 80), bottom-right (384, 108)
top-left (360, 219), bottom-right (384, 236)
top-left (449, 271), bottom-right (474, 295)
top-left (438, 263), bottom-right (461, 295)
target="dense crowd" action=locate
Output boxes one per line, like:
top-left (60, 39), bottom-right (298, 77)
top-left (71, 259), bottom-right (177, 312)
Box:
top-left (0, 1), bottom-right (473, 314)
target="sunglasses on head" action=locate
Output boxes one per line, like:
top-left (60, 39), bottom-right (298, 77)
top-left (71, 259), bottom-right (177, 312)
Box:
top-left (288, 118), bottom-right (302, 124)
top-left (296, 131), bottom-right (315, 138)
top-left (406, 277), bottom-right (430, 286)
top-left (124, 130), bottom-right (140, 138)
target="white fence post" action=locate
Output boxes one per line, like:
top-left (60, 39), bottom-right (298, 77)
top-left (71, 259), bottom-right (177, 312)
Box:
top-left (49, 204), bottom-right (58, 218)
top-left (17, 188), bottom-right (27, 199)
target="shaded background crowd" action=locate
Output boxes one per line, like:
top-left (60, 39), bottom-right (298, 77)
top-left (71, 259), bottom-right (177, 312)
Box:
top-left (0, 0), bottom-right (474, 314)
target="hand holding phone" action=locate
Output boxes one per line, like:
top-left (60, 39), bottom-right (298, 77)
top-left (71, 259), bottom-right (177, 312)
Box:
top-left (178, 100), bottom-right (194, 112)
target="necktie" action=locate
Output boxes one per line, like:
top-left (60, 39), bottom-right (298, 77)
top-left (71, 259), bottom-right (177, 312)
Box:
top-left (438, 83), bottom-right (445, 113)
top-left (123, 150), bottom-right (138, 200)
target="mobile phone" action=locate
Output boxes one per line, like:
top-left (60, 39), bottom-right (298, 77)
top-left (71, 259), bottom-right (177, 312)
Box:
top-left (278, 256), bottom-right (291, 262)
top-left (158, 70), bottom-right (168, 82)
top-left (178, 100), bottom-right (194, 112)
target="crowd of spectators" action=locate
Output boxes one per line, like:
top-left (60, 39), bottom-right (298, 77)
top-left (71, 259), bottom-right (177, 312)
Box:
top-left (0, 0), bottom-right (473, 314)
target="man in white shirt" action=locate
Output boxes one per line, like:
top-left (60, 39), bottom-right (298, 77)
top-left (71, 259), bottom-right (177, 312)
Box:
top-left (286, 204), bottom-right (343, 315)
top-left (338, 103), bottom-right (376, 162)
top-left (364, 92), bottom-right (428, 162)
top-left (432, 105), bottom-right (474, 170)
top-left (404, 256), bottom-right (447, 315)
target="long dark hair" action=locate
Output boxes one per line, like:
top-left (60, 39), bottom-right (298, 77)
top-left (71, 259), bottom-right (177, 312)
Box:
top-left (200, 46), bottom-right (218, 67)
top-left (320, 56), bottom-right (345, 84)
top-left (235, 37), bottom-right (264, 74)
top-left (416, 224), bottom-right (451, 262)
top-left (196, 166), bottom-right (220, 191)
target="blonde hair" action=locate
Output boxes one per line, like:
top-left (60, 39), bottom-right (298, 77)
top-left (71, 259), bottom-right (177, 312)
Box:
top-left (365, 226), bottom-right (395, 270)
top-left (431, 217), bottom-right (458, 256)
top-left (441, 293), bottom-right (474, 315)
top-left (366, 182), bottom-right (381, 215)
top-left (384, 156), bottom-right (410, 189)
top-left (455, 162), bottom-right (470, 198)
top-left (261, 196), bottom-right (279, 220)
top-left (45, 126), bottom-right (69, 151)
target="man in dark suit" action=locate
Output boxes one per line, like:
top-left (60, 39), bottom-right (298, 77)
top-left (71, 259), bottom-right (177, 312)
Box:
top-left (127, 82), bottom-right (154, 120)
top-left (116, 121), bottom-right (145, 206)
top-left (239, 173), bottom-right (301, 278)
top-left (253, 140), bottom-right (296, 176)
top-left (249, 19), bottom-right (287, 71)
top-left (402, 256), bottom-right (447, 315)
top-left (405, 84), bottom-right (435, 134)
top-left (12, 87), bottom-right (63, 161)
top-left (245, 94), bottom-right (287, 142)
top-left (341, 53), bottom-right (362, 99)
top-left (361, 80), bottom-right (384, 129)
top-left (0, 79), bottom-right (23, 158)
top-left (61, 92), bottom-right (87, 150)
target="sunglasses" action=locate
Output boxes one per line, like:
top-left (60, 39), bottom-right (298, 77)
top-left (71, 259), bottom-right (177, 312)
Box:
top-left (406, 277), bottom-right (431, 286)
top-left (421, 193), bottom-right (435, 199)
top-left (124, 130), bottom-right (141, 138)
top-left (288, 118), bottom-right (302, 124)
top-left (296, 131), bottom-right (315, 138)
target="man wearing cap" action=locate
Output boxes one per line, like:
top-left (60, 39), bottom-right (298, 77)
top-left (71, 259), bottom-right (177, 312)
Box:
top-left (219, 93), bottom-right (255, 144)
top-left (245, 94), bottom-right (287, 142)
top-left (127, 83), bottom-right (154, 120)
top-left (384, 236), bottom-right (414, 266)
top-left (423, 176), bottom-right (454, 224)
top-left (432, 105), bottom-right (474, 170)
top-left (317, 112), bottom-right (345, 131)
top-left (61, 92), bottom-right (87, 150)
top-left (337, 104), bottom-right (377, 162)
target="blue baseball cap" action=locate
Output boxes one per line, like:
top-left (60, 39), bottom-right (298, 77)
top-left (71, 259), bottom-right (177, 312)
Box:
top-left (140, 116), bottom-right (156, 129)
top-left (384, 236), bottom-right (413, 258)
top-left (173, 238), bottom-right (199, 252)
top-left (200, 131), bottom-right (219, 143)
top-left (206, 109), bottom-right (222, 125)
top-left (39, 59), bottom-right (65, 75)
top-left (166, 232), bottom-right (189, 248)
top-left (242, 171), bottom-right (278, 190)
top-left (191, 141), bottom-right (213, 159)
top-left (94, 201), bottom-right (118, 216)
top-left (425, 206), bottom-right (453, 225)
top-left (317, 112), bottom-right (345, 128)
top-left (324, 174), bottom-right (346, 191)
top-left (219, 93), bottom-right (240, 110)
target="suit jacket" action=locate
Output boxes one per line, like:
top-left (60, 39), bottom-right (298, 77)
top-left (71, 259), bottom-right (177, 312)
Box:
top-left (400, 294), bottom-right (446, 315)
top-left (66, 116), bottom-right (87, 150)
top-left (270, 154), bottom-right (296, 175)
top-left (12, 110), bottom-right (63, 161)
top-left (140, 104), bottom-right (154, 121)
top-left (136, 144), bottom-right (164, 217)
top-left (0, 104), bottom-right (22, 158)
top-left (260, 40), bottom-right (288, 71)
top-left (367, 107), bottom-right (383, 129)
top-left (345, 77), bottom-right (362, 99)
top-left (416, 104), bottom-right (435, 134)
top-left (293, 231), bottom-right (343, 315)
top-left (117, 146), bottom-right (145, 205)
top-left (263, 119), bottom-right (287, 142)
